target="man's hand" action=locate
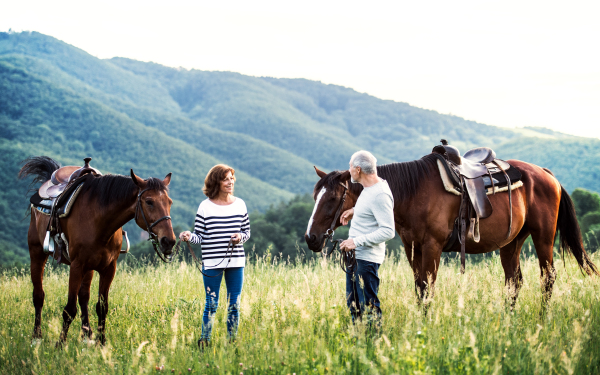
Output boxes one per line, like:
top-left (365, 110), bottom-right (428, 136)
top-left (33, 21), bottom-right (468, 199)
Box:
top-left (339, 238), bottom-right (356, 252)
top-left (231, 233), bottom-right (242, 245)
top-left (179, 231), bottom-right (192, 242)
top-left (340, 208), bottom-right (354, 226)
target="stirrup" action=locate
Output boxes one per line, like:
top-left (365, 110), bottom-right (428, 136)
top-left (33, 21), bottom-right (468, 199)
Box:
top-left (43, 231), bottom-right (55, 254)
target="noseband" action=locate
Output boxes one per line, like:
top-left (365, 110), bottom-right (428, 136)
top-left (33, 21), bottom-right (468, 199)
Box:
top-left (135, 187), bottom-right (177, 262)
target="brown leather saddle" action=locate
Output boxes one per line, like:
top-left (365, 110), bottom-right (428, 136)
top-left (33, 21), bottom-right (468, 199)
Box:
top-left (35, 158), bottom-right (102, 264)
top-left (39, 158), bottom-right (101, 199)
top-left (432, 140), bottom-right (522, 273)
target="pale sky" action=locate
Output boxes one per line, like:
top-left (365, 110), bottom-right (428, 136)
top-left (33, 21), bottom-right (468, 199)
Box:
top-left (3, 0), bottom-right (600, 138)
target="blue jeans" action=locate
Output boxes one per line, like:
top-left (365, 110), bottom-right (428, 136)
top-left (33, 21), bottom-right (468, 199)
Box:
top-left (201, 267), bottom-right (244, 341)
top-left (346, 259), bottom-right (382, 327)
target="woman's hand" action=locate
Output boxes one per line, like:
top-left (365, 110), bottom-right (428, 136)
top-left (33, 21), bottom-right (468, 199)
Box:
top-left (231, 233), bottom-right (242, 245)
top-left (179, 231), bottom-right (192, 242)
top-left (340, 208), bottom-right (354, 226)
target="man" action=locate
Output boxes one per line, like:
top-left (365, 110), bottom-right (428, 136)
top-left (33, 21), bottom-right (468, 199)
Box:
top-left (339, 150), bottom-right (395, 328)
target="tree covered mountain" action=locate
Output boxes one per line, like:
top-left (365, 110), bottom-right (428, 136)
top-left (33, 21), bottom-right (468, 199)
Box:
top-left (1, 31), bottom-right (598, 264)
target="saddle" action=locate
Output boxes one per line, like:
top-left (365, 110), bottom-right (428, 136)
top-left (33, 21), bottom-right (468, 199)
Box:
top-left (431, 140), bottom-right (523, 273)
top-left (32, 157), bottom-right (102, 264)
top-left (38, 157), bottom-right (101, 199)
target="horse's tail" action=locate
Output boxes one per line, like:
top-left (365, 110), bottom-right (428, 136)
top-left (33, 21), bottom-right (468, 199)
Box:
top-left (18, 156), bottom-right (61, 193)
top-left (556, 184), bottom-right (600, 276)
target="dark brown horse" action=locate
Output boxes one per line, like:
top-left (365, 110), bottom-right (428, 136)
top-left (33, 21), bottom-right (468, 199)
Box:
top-left (305, 154), bottom-right (599, 306)
top-left (19, 156), bottom-right (176, 346)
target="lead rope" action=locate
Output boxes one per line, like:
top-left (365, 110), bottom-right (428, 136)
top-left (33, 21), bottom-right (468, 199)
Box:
top-left (325, 239), bottom-right (357, 275)
top-left (185, 238), bottom-right (235, 278)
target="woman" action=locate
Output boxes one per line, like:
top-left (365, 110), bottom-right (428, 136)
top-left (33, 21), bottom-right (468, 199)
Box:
top-left (179, 164), bottom-right (250, 348)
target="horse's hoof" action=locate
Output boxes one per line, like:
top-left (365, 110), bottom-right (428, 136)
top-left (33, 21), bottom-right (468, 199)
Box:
top-left (81, 327), bottom-right (93, 340)
top-left (32, 327), bottom-right (42, 339)
top-left (95, 335), bottom-right (106, 347)
top-left (55, 341), bottom-right (64, 349)
top-left (31, 338), bottom-right (42, 346)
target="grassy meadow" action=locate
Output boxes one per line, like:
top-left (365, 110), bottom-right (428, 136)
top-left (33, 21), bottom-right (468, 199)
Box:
top-left (1, 250), bottom-right (599, 374)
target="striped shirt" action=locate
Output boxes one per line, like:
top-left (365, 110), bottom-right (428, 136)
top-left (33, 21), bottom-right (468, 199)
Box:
top-left (189, 197), bottom-right (250, 268)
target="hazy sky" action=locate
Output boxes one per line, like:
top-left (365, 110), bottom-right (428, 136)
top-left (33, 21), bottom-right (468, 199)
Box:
top-left (3, 0), bottom-right (599, 138)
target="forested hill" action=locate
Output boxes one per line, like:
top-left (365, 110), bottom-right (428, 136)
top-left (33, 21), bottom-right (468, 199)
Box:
top-left (1, 31), bottom-right (599, 264)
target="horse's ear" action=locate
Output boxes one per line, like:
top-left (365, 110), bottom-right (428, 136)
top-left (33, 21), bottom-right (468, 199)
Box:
top-left (163, 173), bottom-right (172, 186)
top-left (340, 170), bottom-right (351, 182)
top-left (130, 169), bottom-right (144, 187)
top-left (314, 166), bottom-right (327, 178)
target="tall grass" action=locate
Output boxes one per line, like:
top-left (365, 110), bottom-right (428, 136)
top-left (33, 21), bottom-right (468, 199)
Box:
top-left (1, 250), bottom-right (599, 374)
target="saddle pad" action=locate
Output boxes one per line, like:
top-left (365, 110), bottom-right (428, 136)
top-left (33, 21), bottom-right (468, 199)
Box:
top-left (30, 191), bottom-right (53, 209)
top-left (31, 181), bottom-right (86, 218)
top-left (437, 159), bottom-right (523, 196)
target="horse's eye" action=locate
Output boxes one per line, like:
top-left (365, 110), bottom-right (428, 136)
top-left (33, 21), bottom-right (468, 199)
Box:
top-left (146, 200), bottom-right (154, 207)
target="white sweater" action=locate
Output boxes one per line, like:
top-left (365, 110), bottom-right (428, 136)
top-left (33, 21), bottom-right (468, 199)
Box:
top-left (348, 180), bottom-right (395, 264)
top-left (189, 198), bottom-right (250, 268)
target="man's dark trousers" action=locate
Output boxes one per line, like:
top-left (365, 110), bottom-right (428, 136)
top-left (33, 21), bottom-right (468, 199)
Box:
top-left (346, 258), bottom-right (382, 327)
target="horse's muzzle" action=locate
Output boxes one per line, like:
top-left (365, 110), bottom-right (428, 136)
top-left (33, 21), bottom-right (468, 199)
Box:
top-left (160, 236), bottom-right (176, 255)
top-left (304, 233), bottom-right (324, 252)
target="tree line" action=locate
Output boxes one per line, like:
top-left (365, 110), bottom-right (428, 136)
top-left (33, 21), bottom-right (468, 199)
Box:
top-left (125, 188), bottom-right (600, 266)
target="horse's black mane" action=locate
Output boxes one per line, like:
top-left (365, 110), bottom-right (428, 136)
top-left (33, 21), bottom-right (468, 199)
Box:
top-left (79, 174), bottom-right (168, 208)
top-left (313, 154), bottom-right (438, 204)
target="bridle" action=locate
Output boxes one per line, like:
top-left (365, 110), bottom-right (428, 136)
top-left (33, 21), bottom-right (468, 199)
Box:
top-left (135, 187), bottom-right (178, 263)
top-left (321, 181), bottom-right (348, 253)
top-left (319, 181), bottom-right (357, 274)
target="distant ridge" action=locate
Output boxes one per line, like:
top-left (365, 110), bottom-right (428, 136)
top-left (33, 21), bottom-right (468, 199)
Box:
top-left (1, 31), bottom-right (599, 263)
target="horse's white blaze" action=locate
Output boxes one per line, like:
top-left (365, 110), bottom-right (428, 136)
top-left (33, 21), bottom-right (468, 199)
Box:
top-left (306, 187), bottom-right (326, 235)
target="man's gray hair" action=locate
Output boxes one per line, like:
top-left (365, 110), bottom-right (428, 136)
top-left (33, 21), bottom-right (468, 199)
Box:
top-left (350, 150), bottom-right (377, 175)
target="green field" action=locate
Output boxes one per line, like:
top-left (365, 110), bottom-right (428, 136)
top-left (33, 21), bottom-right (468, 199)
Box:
top-left (1, 250), bottom-right (599, 374)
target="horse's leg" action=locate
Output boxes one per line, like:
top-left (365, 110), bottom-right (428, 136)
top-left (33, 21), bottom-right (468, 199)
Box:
top-left (96, 260), bottom-right (117, 346)
top-left (403, 241), bottom-right (423, 300)
top-left (57, 263), bottom-right (85, 347)
top-left (28, 213), bottom-right (49, 340)
top-left (499, 231), bottom-right (529, 308)
top-left (420, 238), bottom-right (443, 313)
top-left (531, 228), bottom-right (557, 308)
top-left (30, 249), bottom-right (49, 339)
top-left (78, 270), bottom-right (94, 339)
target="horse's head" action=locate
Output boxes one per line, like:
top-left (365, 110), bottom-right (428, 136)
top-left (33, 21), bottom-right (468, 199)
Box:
top-left (130, 170), bottom-right (177, 255)
top-left (305, 166), bottom-right (359, 252)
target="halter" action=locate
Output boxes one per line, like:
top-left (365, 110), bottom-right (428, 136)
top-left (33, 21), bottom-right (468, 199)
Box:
top-left (135, 187), bottom-right (177, 263)
top-left (320, 181), bottom-right (357, 274)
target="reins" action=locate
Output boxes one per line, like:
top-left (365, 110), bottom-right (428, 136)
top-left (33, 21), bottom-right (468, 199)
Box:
top-left (136, 185), bottom-right (237, 273)
top-left (184, 239), bottom-right (236, 278)
top-left (320, 181), bottom-right (357, 274)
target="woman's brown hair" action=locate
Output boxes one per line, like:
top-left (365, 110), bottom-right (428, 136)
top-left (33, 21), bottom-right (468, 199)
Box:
top-left (203, 164), bottom-right (236, 199)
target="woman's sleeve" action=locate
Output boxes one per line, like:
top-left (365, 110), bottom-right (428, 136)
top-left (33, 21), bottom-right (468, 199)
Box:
top-left (240, 204), bottom-right (250, 244)
top-left (189, 205), bottom-right (206, 245)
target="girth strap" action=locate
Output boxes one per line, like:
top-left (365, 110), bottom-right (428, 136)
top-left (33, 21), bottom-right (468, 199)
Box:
top-left (493, 160), bottom-right (513, 240)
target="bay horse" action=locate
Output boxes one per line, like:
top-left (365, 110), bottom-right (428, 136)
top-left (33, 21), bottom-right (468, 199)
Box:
top-left (305, 154), bottom-right (599, 306)
top-left (18, 156), bottom-right (176, 346)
